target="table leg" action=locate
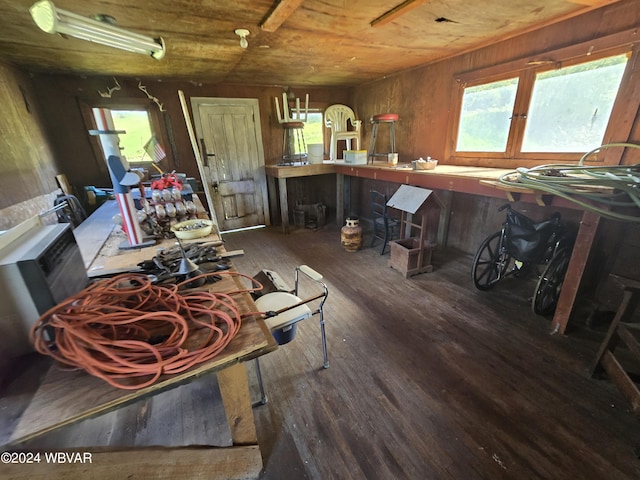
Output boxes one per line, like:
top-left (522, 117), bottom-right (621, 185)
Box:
top-left (436, 190), bottom-right (452, 247)
top-left (278, 177), bottom-right (289, 233)
top-left (217, 362), bottom-right (258, 445)
top-left (336, 173), bottom-right (345, 227)
top-left (551, 210), bottom-right (600, 335)
top-left (267, 175), bottom-right (278, 229)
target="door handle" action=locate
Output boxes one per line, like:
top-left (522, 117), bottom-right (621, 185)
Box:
top-left (212, 181), bottom-right (219, 193)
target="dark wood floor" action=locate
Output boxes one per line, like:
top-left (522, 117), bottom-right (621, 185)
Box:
top-left (223, 225), bottom-right (640, 480)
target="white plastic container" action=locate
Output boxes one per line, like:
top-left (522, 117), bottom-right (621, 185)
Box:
top-left (308, 144), bottom-right (324, 164)
top-left (344, 150), bottom-right (368, 164)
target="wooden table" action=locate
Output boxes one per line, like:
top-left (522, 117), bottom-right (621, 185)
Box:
top-left (265, 163), bottom-right (337, 233)
top-left (1, 203), bottom-right (277, 479)
top-left (334, 161), bottom-right (600, 336)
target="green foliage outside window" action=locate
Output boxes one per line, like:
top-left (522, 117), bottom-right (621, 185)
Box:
top-left (457, 78), bottom-right (518, 152)
top-left (111, 110), bottom-right (153, 162)
top-left (522, 54), bottom-right (628, 152)
top-left (455, 52), bottom-right (628, 156)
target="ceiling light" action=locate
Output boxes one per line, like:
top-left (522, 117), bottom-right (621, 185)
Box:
top-left (235, 28), bottom-right (250, 49)
top-left (29, 0), bottom-right (165, 60)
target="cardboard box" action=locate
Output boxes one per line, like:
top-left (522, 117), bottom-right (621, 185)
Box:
top-left (344, 150), bottom-right (368, 164)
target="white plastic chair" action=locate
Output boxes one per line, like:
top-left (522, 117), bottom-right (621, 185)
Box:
top-left (324, 104), bottom-right (362, 161)
top-left (254, 265), bottom-right (329, 404)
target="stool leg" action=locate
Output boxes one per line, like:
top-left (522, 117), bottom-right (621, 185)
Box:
top-left (368, 122), bottom-right (379, 164)
top-left (282, 128), bottom-right (287, 163)
top-left (296, 127), bottom-right (306, 163)
top-left (390, 121), bottom-right (396, 153)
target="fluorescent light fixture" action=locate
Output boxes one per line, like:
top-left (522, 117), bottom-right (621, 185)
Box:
top-left (29, 0), bottom-right (165, 60)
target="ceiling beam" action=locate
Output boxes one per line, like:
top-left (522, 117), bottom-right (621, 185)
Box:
top-left (566, 0), bottom-right (615, 5)
top-left (370, 0), bottom-right (428, 28)
top-left (260, 0), bottom-right (306, 33)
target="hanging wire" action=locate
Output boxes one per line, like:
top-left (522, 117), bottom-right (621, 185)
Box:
top-left (498, 143), bottom-right (640, 222)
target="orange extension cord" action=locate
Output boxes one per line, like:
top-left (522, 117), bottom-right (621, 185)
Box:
top-left (30, 272), bottom-right (263, 390)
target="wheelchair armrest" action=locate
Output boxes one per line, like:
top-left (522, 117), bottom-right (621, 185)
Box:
top-left (298, 265), bottom-right (323, 281)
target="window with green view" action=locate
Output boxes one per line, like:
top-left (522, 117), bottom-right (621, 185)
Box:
top-left (456, 77), bottom-right (519, 152)
top-left (111, 110), bottom-right (154, 162)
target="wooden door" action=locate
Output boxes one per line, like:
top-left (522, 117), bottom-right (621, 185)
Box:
top-left (191, 98), bottom-right (269, 231)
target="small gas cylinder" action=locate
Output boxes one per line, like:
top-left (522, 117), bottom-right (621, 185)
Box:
top-left (341, 216), bottom-right (363, 252)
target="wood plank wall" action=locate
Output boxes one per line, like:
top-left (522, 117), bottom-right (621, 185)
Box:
top-left (351, 0), bottom-right (640, 168)
top-left (27, 76), bottom-right (352, 190)
top-left (346, 0), bottom-right (640, 302)
top-left (0, 62), bottom-right (59, 229)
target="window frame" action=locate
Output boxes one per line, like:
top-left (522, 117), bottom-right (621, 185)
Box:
top-left (446, 40), bottom-right (639, 168)
top-left (301, 109), bottom-right (324, 154)
top-left (79, 97), bottom-right (172, 175)
top-left (109, 108), bottom-right (156, 163)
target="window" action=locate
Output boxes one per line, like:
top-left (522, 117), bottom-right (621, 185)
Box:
top-left (456, 77), bottom-right (519, 152)
top-left (521, 55), bottom-right (627, 153)
top-left (82, 99), bottom-right (171, 182)
top-left (303, 112), bottom-right (324, 147)
top-left (111, 110), bottom-right (154, 162)
top-left (291, 111), bottom-right (323, 155)
top-left (451, 49), bottom-right (631, 166)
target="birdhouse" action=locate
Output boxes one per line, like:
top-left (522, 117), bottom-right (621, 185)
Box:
top-left (386, 184), bottom-right (442, 278)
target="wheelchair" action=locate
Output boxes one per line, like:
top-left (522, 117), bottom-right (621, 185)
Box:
top-left (471, 204), bottom-right (575, 316)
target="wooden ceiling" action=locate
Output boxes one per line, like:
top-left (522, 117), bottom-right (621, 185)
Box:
top-left (0, 0), bottom-right (619, 87)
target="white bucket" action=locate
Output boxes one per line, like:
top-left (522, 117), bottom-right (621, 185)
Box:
top-left (308, 144), bottom-right (324, 164)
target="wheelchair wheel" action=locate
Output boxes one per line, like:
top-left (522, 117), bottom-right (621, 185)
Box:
top-left (532, 248), bottom-right (571, 316)
top-left (472, 231), bottom-right (511, 291)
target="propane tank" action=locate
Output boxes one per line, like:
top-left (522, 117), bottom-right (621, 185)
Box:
top-left (341, 216), bottom-right (363, 252)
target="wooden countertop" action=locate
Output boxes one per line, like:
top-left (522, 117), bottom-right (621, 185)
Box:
top-left (334, 161), bottom-right (579, 208)
top-left (335, 161), bottom-right (515, 179)
top-left (265, 162), bottom-right (336, 178)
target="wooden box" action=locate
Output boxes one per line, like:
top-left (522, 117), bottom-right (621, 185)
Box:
top-left (388, 237), bottom-right (434, 278)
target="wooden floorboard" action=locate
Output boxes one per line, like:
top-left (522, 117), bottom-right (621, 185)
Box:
top-left (222, 225), bottom-right (640, 480)
top-left (2, 224), bottom-right (639, 479)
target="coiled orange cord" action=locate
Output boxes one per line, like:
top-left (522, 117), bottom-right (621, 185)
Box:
top-left (30, 272), bottom-right (263, 390)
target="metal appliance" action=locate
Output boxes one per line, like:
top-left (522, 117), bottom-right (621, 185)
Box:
top-left (0, 222), bottom-right (88, 361)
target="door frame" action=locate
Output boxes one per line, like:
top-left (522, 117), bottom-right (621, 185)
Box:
top-left (190, 97), bottom-right (270, 229)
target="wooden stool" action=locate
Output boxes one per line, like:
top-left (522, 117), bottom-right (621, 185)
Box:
top-left (368, 113), bottom-right (398, 164)
top-left (281, 121), bottom-right (307, 165)
top-left (590, 274), bottom-right (640, 414)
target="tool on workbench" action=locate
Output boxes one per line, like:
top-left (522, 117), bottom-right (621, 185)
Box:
top-left (175, 236), bottom-right (206, 288)
top-left (88, 239), bottom-right (238, 285)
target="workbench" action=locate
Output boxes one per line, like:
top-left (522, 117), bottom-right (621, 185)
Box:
top-left (334, 161), bottom-right (600, 336)
top-left (0, 201), bottom-right (277, 479)
top-left (265, 163), bottom-right (337, 233)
